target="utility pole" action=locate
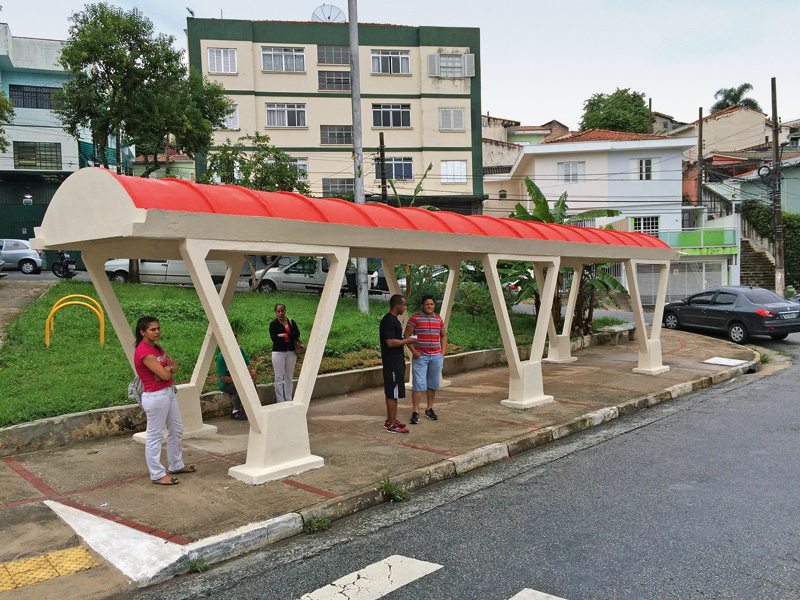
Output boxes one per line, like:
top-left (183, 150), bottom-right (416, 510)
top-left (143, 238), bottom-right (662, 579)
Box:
top-left (696, 107), bottom-right (703, 207)
top-left (348, 0), bottom-right (369, 312)
top-left (379, 132), bottom-right (388, 203)
top-left (771, 76), bottom-right (785, 297)
top-left (648, 98), bottom-right (653, 133)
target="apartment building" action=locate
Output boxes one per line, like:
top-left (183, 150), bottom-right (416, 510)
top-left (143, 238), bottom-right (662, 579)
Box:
top-left (187, 18), bottom-right (484, 213)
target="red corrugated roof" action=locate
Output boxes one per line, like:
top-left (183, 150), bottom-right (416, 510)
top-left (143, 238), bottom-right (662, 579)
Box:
top-left (544, 129), bottom-right (669, 144)
top-left (107, 171), bottom-right (668, 249)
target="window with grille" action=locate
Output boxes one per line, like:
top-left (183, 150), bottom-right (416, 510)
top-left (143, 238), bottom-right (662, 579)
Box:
top-left (320, 125), bottom-right (353, 145)
top-left (441, 160), bottom-right (467, 184)
top-left (375, 157), bottom-right (413, 181)
top-left (557, 161), bottom-right (585, 183)
top-left (322, 178), bottom-right (355, 196)
top-left (371, 50), bottom-right (410, 74)
top-left (261, 47), bottom-right (305, 72)
top-left (439, 107), bottom-right (466, 131)
top-left (208, 48), bottom-right (237, 73)
top-left (318, 45), bottom-right (350, 65)
top-left (372, 104), bottom-right (411, 128)
top-left (8, 85), bottom-right (60, 109)
top-left (638, 158), bottom-right (653, 180)
top-left (266, 103), bottom-right (307, 127)
top-left (569, 217), bottom-right (596, 228)
top-left (289, 158), bottom-right (309, 182)
top-left (633, 216), bottom-right (659, 235)
top-left (318, 71), bottom-right (351, 91)
top-left (428, 54), bottom-right (476, 78)
top-left (13, 141), bottom-right (62, 170)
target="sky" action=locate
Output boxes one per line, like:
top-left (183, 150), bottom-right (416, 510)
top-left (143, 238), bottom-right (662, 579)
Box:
top-left (3, 0), bottom-right (798, 129)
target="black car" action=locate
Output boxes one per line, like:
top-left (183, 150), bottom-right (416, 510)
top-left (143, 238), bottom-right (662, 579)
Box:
top-left (663, 286), bottom-right (800, 344)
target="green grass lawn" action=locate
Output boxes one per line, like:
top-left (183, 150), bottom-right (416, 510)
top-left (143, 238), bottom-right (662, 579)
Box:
top-left (0, 281), bottom-right (542, 427)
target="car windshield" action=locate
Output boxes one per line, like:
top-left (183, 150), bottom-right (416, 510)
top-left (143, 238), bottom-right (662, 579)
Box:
top-left (743, 289), bottom-right (788, 304)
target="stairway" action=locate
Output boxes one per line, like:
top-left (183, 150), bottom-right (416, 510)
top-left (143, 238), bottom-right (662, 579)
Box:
top-left (740, 238), bottom-right (775, 291)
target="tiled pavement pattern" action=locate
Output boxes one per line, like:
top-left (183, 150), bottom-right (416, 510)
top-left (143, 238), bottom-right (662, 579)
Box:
top-left (0, 547), bottom-right (98, 591)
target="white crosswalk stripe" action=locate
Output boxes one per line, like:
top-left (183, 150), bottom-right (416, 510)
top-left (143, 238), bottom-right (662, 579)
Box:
top-left (299, 554), bottom-right (443, 600)
top-left (509, 589), bottom-right (568, 600)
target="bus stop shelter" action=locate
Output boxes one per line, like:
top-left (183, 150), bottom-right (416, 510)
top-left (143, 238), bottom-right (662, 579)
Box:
top-left (33, 169), bottom-right (679, 484)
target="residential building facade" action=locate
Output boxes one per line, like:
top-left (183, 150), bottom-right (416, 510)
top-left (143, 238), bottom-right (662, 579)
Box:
top-left (187, 19), bottom-right (484, 213)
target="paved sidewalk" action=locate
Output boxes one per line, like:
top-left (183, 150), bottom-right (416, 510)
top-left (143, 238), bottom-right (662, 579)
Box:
top-left (1, 326), bottom-right (778, 599)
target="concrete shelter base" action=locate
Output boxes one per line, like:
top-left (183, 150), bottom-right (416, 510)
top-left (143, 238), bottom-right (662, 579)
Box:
top-left (633, 366), bottom-right (671, 376)
top-left (228, 455), bottom-right (325, 485)
top-left (500, 395), bottom-right (555, 409)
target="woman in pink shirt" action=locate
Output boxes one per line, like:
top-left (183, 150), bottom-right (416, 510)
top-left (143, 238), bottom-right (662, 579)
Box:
top-left (134, 316), bottom-right (195, 485)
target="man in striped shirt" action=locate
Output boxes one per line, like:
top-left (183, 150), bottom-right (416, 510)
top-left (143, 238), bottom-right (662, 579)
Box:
top-left (404, 295), bottom-right (447, 425)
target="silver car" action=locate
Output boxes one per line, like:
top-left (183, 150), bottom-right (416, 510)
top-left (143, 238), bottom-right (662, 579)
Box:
top-left (0, 239), bottom-right (46, 274)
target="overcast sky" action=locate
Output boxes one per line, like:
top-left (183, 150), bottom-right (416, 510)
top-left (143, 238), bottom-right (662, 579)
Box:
top-left (3, 0), bottom-right (798, 129)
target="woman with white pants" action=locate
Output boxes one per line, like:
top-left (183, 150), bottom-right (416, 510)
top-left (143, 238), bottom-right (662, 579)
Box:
top-left (133, 316), bottom-right (195, 485)
top-left (269, 303), bottom-right (300, 403)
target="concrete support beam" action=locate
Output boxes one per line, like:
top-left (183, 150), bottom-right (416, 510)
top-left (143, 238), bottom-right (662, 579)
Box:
top-left (543, 262), bottom-right (584, 364)
top-left (626, 259), bottom-right (671, 375)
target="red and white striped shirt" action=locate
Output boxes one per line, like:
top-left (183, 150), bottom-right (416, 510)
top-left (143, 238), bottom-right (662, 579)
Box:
top-left (406, 312), bottom-right (444, 355)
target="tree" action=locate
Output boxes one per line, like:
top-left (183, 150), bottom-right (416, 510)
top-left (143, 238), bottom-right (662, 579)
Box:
top-left (52, 3), bottom-right (231, 173)
top-left (710, 83), bottom-right (762, 114)
top-left (0, 92), bottom-right (13, 153)
top-left (579, 88), bottom-right (650, 133)
top-left (199, 133), bottom-right (311, 195)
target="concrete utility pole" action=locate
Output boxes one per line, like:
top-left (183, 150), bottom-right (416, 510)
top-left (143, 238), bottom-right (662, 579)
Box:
top-left (771, 76), bottom-right (785, 297)
top-left (696, 107), bottom-right (703, 207)
top-left (348, 0), bottom-right (369, 312)
top-left (379, 132), bottom-right (388, 203)
top-left (648, 98), bottom-right (653, 133)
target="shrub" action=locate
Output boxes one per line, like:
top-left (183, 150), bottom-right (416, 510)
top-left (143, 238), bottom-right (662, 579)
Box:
top-left (454, 282), bottom-right (493, 322)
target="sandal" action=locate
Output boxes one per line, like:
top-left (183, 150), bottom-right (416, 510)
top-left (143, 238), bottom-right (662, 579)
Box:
top-left (168, 465), bottom-right (196, 475)
top-left (152, 476), bottom-right (179, 486)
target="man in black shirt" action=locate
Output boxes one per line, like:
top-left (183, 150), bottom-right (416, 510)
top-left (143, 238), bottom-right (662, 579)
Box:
top-left (379, 294), bottom-right (417, 433)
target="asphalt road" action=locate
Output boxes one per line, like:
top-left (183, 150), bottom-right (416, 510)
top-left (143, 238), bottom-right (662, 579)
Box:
top-left (120, 333), bottom-right (800, 600)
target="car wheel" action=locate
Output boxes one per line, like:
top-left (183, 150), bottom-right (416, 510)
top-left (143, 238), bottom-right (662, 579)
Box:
top-left (110, 271), bottom-right (128, 283)
top-left (664, 312), bottom-right (680, 330)
top-left (19, 259), bottom-right (36, 275)
top-left (770, 333), bottom-right (789, 340)
top-left (258, 280), bottom-right (277, 292)
top-left (727, 322), bottom-right (749, 344)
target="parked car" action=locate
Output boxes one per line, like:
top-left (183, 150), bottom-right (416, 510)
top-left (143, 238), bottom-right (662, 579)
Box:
top-left (0, 239), bottom-right (46, 274)
top-left (104, 258), bottom-right (245, 285)
top-left (251, 257), bottom-right (350, 293)
top-left (663, 285), bottom-right (800, 343)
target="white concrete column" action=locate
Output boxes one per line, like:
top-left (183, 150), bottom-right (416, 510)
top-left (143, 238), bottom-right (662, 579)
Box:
top-left (484, 254), bottom-right (559, 409)
top-left (626, 259), bottom-right (670, 375)
top-left (436, 263), bottom-right (459, 387)
top-left (543, 263), bottom-right (583, 364)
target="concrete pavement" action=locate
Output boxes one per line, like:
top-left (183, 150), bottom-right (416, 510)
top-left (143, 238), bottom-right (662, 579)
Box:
top-left (0, 321), bottom-right (779, 599)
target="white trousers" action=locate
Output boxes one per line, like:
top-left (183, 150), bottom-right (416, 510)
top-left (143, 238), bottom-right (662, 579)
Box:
top-left (141, 387), bottom-right (184, 481)
top-left (272, 350), bottom-right (297, 403)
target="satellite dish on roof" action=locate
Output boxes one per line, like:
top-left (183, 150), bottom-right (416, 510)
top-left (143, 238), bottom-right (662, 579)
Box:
top-left (312, 4), bottom-right (346, 23)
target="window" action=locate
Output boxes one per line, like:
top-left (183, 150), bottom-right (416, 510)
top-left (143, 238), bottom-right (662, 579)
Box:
top-left (633, 216), bottom-right (659, 235)
top-left (13, 141), bottom-right (62, 170)
top-left (499, 190), bottom-right (507, 200)
top-left (557, 161), bottom-right (585, 183)
top-left (372, 104), bottom-right (411, 128)
top-left (261, 47), bottom-right (305, 72)
top-left (375, 157), bottom-right (413, 181)
top-left (8, 85), bottom-right (60, 109)
top-left (439, 107), bottom-right (466, 131)
top-left (208, 48), bottom-right (237, 74)
top-left (318, 71), bottom-right (351, 91)
top-left (428, 53), bottom-right (476, 78)
top-left (322, 178), bottom-right (355, 196)
top-left (371, 50), bottom-right (410, 75)
top-left (714, 292), bottom-right (738, 306)
top-left (219, 104), bottom-right (239, 130)
top-left (289, 157), bottom-right (309, 182)
top-left (688, 291), bottom-right (716, 305)
top-left (320, 125), bottom-right (353, 145)
top-left (441, 160), bottom-right (467, 184)
top-left (266, 103), bottom-right (306, 128)
top-left (318, 45), bottom-right (350, 65)
top-left (638, 158), bottom-right (653, 180)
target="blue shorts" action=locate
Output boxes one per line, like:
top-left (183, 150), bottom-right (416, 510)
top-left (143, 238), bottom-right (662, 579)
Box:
top-left (411, 353), bottom-right (443, 392)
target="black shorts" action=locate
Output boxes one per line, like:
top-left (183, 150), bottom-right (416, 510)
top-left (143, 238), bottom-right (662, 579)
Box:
top-left (383, 364), bottom-right (406, 400)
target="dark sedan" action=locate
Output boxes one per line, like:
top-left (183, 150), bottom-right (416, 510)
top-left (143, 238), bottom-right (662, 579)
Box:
top-left (663, 286), bottom-right (800, 344)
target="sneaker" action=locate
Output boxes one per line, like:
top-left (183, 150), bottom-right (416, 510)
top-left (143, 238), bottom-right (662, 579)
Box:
top-left (231, 411), bottom-right (248, 421)
top-left (386, 423), bottom-right (409, 434)
top-left (384, 419), bottom-right (406, 429)
top-left (410, 412), bottom-right (419, 425)
top-left (425, 408), bottom-right (438, 421)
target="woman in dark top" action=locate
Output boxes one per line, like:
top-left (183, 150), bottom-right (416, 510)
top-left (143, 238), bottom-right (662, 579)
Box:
top-left (269, 303), bottom-right (300, 402)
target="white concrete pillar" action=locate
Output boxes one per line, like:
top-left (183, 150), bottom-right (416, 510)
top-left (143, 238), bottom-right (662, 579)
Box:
top-left (543, 262), bottom-right (583, 364)
top-left (626, 259), bottom-right (670, 375)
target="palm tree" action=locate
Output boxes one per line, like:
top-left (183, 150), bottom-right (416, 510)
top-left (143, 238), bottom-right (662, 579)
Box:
top-left (711, 83), bottom-right (762, 113)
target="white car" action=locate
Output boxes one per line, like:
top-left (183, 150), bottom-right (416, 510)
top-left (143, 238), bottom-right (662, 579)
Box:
top-left (252, 257), bottom-right (348, 293)
top-left (104, 258), bottom-right (239, 285)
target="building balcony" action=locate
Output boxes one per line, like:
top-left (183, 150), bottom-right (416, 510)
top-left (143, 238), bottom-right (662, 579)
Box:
top-left (657, 227), bottom-right (738, 255)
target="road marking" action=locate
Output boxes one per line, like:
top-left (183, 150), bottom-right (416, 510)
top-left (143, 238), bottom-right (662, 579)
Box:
top-left (509, 589), bottom-right (568, 600)
top-left (300, 554), bottom-right (442, 599)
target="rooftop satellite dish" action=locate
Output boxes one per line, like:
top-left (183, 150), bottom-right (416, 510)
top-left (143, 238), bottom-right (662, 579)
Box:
top-left (312, 4), bottom-right (346, 23)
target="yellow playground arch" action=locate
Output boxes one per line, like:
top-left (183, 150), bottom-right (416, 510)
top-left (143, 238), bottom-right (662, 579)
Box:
top-left (45, 295), bottom-right (105, 348)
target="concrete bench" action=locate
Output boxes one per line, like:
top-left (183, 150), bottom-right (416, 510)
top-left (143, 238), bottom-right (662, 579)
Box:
top-left (601, 324), bottom-right (636, 346)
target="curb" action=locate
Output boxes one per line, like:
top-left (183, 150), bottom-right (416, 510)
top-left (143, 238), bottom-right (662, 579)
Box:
top-left (143, 350), bottom-right (760, 585)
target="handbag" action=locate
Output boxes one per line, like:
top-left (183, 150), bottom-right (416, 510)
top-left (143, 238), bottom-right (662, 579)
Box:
top-left (291, 319), bottom-right (306, 355)
top-left (127, 376), bottom-right (144, 408)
